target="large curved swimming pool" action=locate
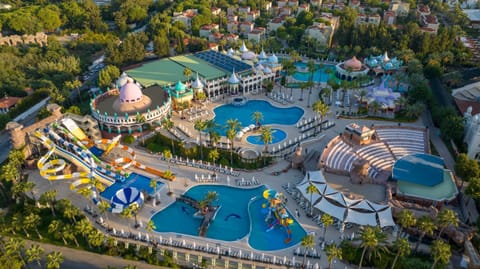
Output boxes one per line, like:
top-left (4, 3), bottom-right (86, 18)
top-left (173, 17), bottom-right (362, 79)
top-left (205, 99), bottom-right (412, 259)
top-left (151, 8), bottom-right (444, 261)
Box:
top-left (213, 100), bottom-right (303, 136)
top-left (150, 185), bottom-right (306, 251)
top-left (246, 129), bottom-right (287, 145)
top-left (292, 62), bottom-right (337, 83)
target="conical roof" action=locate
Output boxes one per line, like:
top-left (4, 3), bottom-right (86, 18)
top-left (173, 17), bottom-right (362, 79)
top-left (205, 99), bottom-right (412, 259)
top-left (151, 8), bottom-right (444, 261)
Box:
top-left (117, 72), bottom-right (130, 88)
top-left (227, 48), bottom-right (235, 56)
top-left (239, 41), bottom-right (248, 53)
top-left (191, 73), bottom-right (204, 89)
top-left (258, 48), bottom-right (267, 60)
top-left (174, 81), bottom-right (186, 91)
top-left (268, 53), bottom-right (278, 63)
top-left (228, 69), bottom-right (240, 84)
top-left (382, 51), bottom-right (390, 62)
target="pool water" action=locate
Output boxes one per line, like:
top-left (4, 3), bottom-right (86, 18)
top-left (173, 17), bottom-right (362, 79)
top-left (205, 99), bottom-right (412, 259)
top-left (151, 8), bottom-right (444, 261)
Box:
top-left (246, 129), bottom-right (286, 145)
top-left (213, 100), bottom-right (303, 136)
top-left (151, 185), bottom-right (306, 251)
top-left (101, 172), bottom-right (163, 200)
top-left (292, 62), bottom-right (337, 83)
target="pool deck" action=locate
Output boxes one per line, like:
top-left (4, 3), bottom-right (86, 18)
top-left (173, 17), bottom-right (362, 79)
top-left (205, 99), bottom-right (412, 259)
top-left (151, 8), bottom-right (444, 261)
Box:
top-left (28, 82), bottom-right (438, 269)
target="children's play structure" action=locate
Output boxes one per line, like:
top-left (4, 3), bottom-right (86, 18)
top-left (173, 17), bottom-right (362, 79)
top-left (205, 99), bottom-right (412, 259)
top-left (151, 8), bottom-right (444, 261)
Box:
top-left (262, 189), bottom-right (293, 244)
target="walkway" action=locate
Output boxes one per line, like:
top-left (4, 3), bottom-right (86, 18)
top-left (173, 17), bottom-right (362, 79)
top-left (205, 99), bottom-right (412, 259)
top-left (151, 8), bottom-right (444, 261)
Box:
top-left (422, 111), bottom-right (456, 171)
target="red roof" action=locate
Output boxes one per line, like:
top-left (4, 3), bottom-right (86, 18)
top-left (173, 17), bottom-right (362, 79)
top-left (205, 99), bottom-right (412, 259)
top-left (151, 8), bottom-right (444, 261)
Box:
top-left (0, 97), bottom-right (21, 109)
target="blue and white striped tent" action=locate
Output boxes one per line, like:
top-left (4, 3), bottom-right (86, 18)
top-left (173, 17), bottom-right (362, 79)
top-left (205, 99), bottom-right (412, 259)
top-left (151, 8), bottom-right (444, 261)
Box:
top-left (110, 187), bottom-right (144, 213)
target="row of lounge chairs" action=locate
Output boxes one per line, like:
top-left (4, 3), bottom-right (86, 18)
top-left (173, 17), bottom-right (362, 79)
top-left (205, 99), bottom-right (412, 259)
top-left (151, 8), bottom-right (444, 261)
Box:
top-left (268, 92), bottom-right (294, 105)
top-left (159, 155), bottom-right (240, 177)
top-left (235, 178), bottom-right (261, 186)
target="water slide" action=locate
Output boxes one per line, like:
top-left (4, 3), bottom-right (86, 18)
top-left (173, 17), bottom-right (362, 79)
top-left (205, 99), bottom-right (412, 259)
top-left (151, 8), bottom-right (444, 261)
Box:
top-left (61, 118), bottom-right (92, 145)
top-left (262, 189), bottom-right (293, 244)
top-left (96, 137), bottom-right (175, 181)
top-left (35, 130), bottom-right (115, 191)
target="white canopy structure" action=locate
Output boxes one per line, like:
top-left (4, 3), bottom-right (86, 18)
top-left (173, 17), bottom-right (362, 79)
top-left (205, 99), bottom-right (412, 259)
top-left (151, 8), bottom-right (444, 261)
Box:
top-left (296, 170), bottom-right (396, 227)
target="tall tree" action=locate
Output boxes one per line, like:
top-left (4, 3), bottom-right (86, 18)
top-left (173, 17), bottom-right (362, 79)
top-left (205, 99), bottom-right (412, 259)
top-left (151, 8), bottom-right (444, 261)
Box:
top-left (300, 234), bottom-right (315, 269)
top-left (430, 240), bottom-right (451, 269)
top-left (26, 244), bottom-right (44, 268)
top-left (226, 118), bottom-right (241, 165)
top-left (325, 243), bottom-right (342, 269)
top-left (320, 214), bottom-right (334, 241)
top-left (183, 67), bottom-right (192, 82)
top-left (391, 238), bottom-right (410, 269)
top-left (437, 209), bottom-right (459, 239)
top-left (251, 111), bottom-right (264, 127)
top-left (312, 100), bottom-right (329, 134)
top-left (162, 118), bottom-right (175, 154)
top-left (39, 190), bottom-right (58, 216)
top-left (306, 183), bottom-right (319, 216)
top-left (194, 119), bottom-right (207, 160)
top-left (358, 226), bottom-right (388, 269)
top-left (397, 209), bottom-right (416, 238)
top-left (98, 65), bottom-right (120, 89)
top-left (46, 251), bottom-right (64, 269)
top-left (260, 126), bottom-right (273, 154)
top-left (24, 213), bottom-right (43, 239)
top-left (415, 216), bottom-right (436, 253)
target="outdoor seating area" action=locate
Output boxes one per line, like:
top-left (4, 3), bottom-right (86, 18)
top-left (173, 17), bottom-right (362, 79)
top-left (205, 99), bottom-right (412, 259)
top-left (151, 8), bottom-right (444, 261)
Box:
top-left (235, 177), bottom-right (261, 186)
top-left (355, 142), bottom-right (396, 172)
top-left (268, 92), bottom-right (295, 105)
top-left (323, 140), bottom-right (358, 172)
top-left (374, 127), bottom-right (427, 158)
top-left (159, 154), bottom-right (240, 177)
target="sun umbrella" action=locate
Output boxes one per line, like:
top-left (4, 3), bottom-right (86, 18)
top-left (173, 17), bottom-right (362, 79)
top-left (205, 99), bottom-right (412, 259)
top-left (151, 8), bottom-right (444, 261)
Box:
top-left (110, 187), bottom-right (144, 211)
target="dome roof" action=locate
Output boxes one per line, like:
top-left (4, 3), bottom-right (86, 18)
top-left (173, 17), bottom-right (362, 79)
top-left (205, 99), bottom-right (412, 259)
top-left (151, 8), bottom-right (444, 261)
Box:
top-left (258, 49), bottom-right (267, 60)
top-left (255, 63), bottom-right (264, 70)
top-left (344, 56), bottom-right (362, 71)
top-left (241, 51), bottom-right (256, 60)
top-left (239, 41), bottom-right (248, 53)
top-left (227, 48), bottom-right (235, 56)
top-left (117, 72), bottom-right (131, 88)
top-left (191, 73), bottom-right (204, 89)
top-left (174, 81), bottom-right (187, 92)
top-left (120, 81), bottom-right (143, 103)
top-left (382, 51), bottom-right (390, 62)
top-left (268, 54), bottom-right (278, 63)
top-left (263, 67), bottom-right (272, 74)
top-left (228, 70), bottom-right (240, 84)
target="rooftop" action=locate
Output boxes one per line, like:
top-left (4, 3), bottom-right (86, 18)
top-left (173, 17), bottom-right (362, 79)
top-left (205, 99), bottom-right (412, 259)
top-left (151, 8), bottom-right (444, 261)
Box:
top-left (463, 9), bottom-right (480, 22)
top-left (0, 96), bottom-right (21, 109)
top-left (392, 153), bottom-right (445, 186)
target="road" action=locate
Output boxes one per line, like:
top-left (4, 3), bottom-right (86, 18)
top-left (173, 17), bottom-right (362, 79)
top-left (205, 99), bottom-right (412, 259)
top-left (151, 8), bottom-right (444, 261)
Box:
top-left (22, 239), bottom-right (168, 269)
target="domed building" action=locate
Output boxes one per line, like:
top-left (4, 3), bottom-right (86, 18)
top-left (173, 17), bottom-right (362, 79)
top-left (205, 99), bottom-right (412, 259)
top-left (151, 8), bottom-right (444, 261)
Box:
top-left (364, 52), bottom-right (403, 75)
top-left (90, 75), bottom-right (171, 134)
top-left (335, 56), bottom-right (369, 81)
top-left (164, 80), bottom-right (194, 110)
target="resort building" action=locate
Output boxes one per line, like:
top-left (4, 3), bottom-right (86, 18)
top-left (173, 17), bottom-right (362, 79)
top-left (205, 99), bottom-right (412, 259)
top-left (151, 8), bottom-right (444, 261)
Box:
top-left (0, 96), bottom-right (21, 114)
top-left (335, 56), bottom-right (369, 81)
top-left (362, 77), bottom-right (401, 114)
top-left (90, 73), bottom-right (171, 134)
top-left (124, 49), bottom-right (278, 102)
top-left (364, 52), bottom-right (403, 75)
top-left (389, 1), bottom-right (410, 16)
top-left (342, 123), bottom-right (375, 145)
top-left (305, 22), bottom-right (335, 47)
top-left (463, 10), bottom-right (480, 29)
top-left (392, 153), bottom-right (458, 206)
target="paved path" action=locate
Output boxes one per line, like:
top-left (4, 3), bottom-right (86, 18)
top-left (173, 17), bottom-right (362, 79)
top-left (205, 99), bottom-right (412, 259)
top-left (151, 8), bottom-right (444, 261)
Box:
top-left (422, 111), bottom-right (456, 170)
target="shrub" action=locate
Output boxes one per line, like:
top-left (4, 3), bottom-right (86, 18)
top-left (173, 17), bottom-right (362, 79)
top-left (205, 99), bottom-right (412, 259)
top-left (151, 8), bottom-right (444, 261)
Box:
top-left (122, 134), bottom-right (135, 144)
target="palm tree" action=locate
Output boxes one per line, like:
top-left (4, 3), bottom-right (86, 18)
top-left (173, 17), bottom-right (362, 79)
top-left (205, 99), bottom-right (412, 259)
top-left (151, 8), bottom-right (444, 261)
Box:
top-left (300, 234), bottom-right (315, 268)
top-left (397, 209), bottom-right (416, 238)
top-left (146, 220), bottom-right (156, 232)
top-left (162, 118), bottom-right (175, 154)
top-left (129, 203), bottom-right (140, 228)
top-left (299, 82), bottom-right (307, 101)
top-left (437, 209), bottom-right (459, 239)
top-left (48, 220), bottom-right (67, 245)
top-left (204, 191), bottom-right (218, 206)
top-left (24, 213), bottom-right (43, 239)
top-left (430, 239), bottom-right (451, 269)
top-left (208, 148), bottom-right (220, 164)
top-left (260, 126), bottom-right (274, 154)
top-left (121, 206), bottom-right (134, 233)
top-left (322, 87), bottom-right (332, 104)
top-left (320, 214), bottom-right (334, 241)
top-left (39, 189), bottom-right (58, 216)
top-left (63, 201), bottom-right (80, 224)
top-left (46, 251), bottom-right (64, 269)
top-left (62, 224), bottom-right (80, 247)
top-left (391, 238), bottom-right (410, 269)
top-left (163, 149), bottom-right (173, 171)
top-left (251, 111), bottom-right (264, 127)
top-left (88, 230), bottom-right (105, 250)
top-left (78, 187), bottom-right (94, 213)
top-left (13, 212), bottom-right (29, 237)
top-left (183, 67), bottom-right (192, 82)
top-left (23, 180), bottom-right (36, 202)
top-left (5, 237), bottom-right (26, 265)
top-left (194, 119), bottom-right (207, 160)
top-left (306, 183), bottom-right (319, 216)
top-left (312, 100), bottom-right (329, 135)
top-left (286, 60), bottom-right (296, 97)
top-left (307, 60), bottom-right (316, 107)
top-left (291, 50), bottom-right (301, 62)
top-left (395, 96), bottom-right (408, 111)
top-left (415, 216), bottom-right (436, 253)
top-left (369, 100), bottom-right (381, 116)
top-left (358, 226), bottom-right (388, 269)
top-left (75, 218), bottom-right (93, 246)
top-left (149, 179), bottom-right (159, 205)
top-left (98, 200), bottom-right (111, 225)
top-left (358, 89), bottom-right (367, 107)
top-left (209, 131), bottom-right (221, 148)
top-left (325, 243), bottom-right (342, 269)
top-left (26, 244), bottom-right (44, 268)
top-left (226, 118), bottom-right (241, 165)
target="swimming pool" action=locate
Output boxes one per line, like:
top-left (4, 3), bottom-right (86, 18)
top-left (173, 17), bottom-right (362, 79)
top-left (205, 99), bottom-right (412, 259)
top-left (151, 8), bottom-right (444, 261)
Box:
top-left (292, 62), bottom-right (337, 83)
top-left (246, 129), bottom-right (286, 145)
top-left (101, 172), bottom-right (164, 200)
top-left (213, 100), bottom-right (303, 136)
top-left (150, 185), bottom-right (306, 251)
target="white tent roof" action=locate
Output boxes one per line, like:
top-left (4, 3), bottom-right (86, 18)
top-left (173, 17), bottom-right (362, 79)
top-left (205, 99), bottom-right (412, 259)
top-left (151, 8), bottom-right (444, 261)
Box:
top-left (322, 185), bottom-right (338, 196)
top-left (296, 183), bottom-right (323, 205)
top-left (314, 198), bottom-right (346, 221)
top-left (367, 201), bottom-right (389, 212)
top-left (345, 209), bottom-right (378, 226)
top-left (343, 196), bottom-right (362, 207)
top-left (377, 208), bottom-right (396, 227)
top-left (350, 200), bottom-right (374, 212)
top-left (308, 171), bottom-right (327, 183)
top-left (325, 192), bottom-right (346, 206)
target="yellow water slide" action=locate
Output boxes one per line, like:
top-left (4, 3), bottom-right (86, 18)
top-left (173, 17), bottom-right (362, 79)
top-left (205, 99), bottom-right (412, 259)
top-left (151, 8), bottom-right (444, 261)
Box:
top-left (35, 131), bottom-right (110, 192)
